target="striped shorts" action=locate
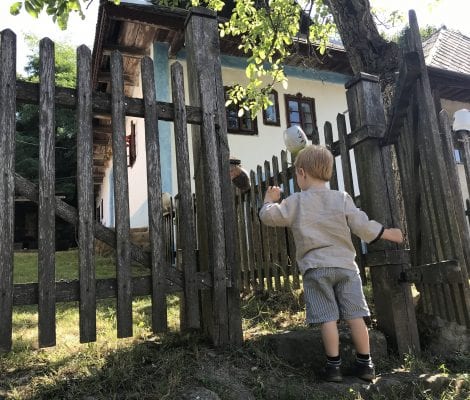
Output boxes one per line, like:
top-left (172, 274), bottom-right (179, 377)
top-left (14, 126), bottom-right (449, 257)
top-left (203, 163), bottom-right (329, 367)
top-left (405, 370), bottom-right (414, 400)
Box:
top-left (303, 267), bottom-right (370, 324)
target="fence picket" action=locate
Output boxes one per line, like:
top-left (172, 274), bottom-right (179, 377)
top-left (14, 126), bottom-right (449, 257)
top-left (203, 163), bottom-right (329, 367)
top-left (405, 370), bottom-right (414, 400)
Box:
top-left (281, 151), bottom-right (299, 289)
top-left (244, 187), bottom-right (257, 290)
top-left (337, 113), bottom-right (365, 282)
top-left (170, 61), bottom-right (199, 329)
top-left (0, 29), bottom-right (16, 352)
top-left (76, 45), bottom-right (96, 343)
top-left (243, 194), bottom-right (252, 292)
top-left (272, 156), bottom-right (289, 290)
top-left (264, 160), bottom-right (281, 291)
top-left (257, 166), bottom-right (273, 292)
top-left (142, 56), bottom-right (168, 333)
top-left (110, 51), bottom-right (133, 338)
top-left (38, 38), bottom-right (56, 348)
top-left (324, 122), bottom-right (338, 190)
top-left (250, 170), bottom-right (263, 291)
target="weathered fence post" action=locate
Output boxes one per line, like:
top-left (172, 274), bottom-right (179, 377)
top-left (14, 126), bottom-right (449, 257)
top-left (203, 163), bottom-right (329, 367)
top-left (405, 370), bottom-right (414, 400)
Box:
top-left (171, 62), bottom-right (200, 330)
top-left (38, 38), bottom-right (56, 348)
top-left (76, 45), bottom-right (96, 343)
top-left (0, 29), bottom-right (16, 352)
top-left (110, 51), bottom-right (133, 338)
top-left (346, 73), bottom-right (420, 355)
top-left (185, 7), bottom-right (243, 346)
top-left (142, 56), bottom-right (168, 333)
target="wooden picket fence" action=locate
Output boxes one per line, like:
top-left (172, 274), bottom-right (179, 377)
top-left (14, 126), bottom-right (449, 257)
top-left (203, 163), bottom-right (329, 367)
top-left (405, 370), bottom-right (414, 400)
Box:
top-left (234, 118), bottom-right (366, 295)
top-left (0, 8), bottom-right (242, 352)
top-left (2, 7), bottom-right (468, 356)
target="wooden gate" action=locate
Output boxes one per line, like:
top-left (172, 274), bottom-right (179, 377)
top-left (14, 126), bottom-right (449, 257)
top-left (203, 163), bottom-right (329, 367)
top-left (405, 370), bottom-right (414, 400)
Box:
top-left (383, 11), bottom-right (470, 330)
top-left (0, 7), bottom-right (242, 352)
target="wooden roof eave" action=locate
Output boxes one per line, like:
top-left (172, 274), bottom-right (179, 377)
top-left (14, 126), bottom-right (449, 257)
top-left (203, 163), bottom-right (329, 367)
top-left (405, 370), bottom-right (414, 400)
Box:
top-left (104, 2), bottom-right (188, 30)
top-left (428, 66), bottom-right (470, 103)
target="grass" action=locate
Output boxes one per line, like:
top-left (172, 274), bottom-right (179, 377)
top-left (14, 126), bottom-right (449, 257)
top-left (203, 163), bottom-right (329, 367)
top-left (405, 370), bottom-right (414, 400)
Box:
top-left (1, 251), bottom-right (469, 399)
top-left (13, 250), bottom-right (149, 283)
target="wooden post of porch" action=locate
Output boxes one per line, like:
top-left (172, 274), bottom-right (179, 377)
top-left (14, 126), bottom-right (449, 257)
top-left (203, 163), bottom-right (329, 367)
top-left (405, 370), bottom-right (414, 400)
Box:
top-left (184, 7), bottom-right (243, 346)
top-left (346, 73), bottom-right (420, 356)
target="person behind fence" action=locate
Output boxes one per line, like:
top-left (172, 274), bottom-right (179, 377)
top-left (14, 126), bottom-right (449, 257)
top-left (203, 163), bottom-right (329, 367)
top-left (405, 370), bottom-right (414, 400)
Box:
top-left (258, 144), bottom-right (403, 383)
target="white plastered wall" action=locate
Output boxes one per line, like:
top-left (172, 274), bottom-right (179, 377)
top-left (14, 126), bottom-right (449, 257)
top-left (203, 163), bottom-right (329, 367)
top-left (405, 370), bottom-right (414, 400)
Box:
top-left (95, 68), bottom-right (149, 228)
top-left (168, 59), bottom-right (353, 196)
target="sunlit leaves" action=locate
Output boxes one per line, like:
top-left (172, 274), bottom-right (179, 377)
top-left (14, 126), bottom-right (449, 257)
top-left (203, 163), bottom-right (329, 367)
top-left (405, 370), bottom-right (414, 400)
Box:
top-left (9, 0), bottom-right (121, 29)
top-left (216, 0), bottom-right (302, 117)
top-left (10, 1), bottom-right (23, 15)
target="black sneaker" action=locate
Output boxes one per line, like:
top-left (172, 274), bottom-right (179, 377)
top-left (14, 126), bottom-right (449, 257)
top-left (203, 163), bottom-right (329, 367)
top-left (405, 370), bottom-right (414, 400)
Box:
top-left (352, 360), bottom-right (375, 382)
top-left (322, 364), bottom-right (343, 382)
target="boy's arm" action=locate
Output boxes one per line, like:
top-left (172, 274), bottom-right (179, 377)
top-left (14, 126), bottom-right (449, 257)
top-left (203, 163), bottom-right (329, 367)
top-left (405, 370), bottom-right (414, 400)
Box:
top-left (379, 228), bottom-right (404, 243)
top-left (259, 187), bottom-right (295, 227)
top-left (344, 193), bottom-right (384, 243)
top-left (345, 193), bottom-right (404, 244)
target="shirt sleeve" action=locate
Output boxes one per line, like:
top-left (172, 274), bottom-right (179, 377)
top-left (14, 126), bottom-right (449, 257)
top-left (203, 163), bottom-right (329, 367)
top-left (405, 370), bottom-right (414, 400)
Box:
top-left (259, 195), bottom-right (297, 228)
top-left (344, 193), bottom-right (383, 243)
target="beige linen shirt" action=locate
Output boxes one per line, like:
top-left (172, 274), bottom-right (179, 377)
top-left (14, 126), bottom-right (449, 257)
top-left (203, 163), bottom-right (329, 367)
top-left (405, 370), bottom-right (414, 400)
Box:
top-left (259, 186), bottom-right (383, 275)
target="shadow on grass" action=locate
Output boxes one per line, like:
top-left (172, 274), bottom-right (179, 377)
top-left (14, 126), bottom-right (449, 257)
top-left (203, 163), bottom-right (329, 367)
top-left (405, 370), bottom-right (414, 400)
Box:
top-left (24, 335), bottom-right (205, 400)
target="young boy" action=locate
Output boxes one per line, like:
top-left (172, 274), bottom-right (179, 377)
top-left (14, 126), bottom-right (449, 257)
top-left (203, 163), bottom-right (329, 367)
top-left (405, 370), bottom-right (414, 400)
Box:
top-left (259, 145), bottom-right (403, 382)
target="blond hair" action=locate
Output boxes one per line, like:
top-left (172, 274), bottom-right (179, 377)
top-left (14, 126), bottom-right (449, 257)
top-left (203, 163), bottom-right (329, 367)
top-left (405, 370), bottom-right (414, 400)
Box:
top-left (294, 145), bottom-right (333, 182)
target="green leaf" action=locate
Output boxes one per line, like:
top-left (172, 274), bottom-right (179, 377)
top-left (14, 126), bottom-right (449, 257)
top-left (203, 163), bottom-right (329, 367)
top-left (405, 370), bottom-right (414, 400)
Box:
top-left (9, 1), bottom-right (22, 15)
top-left (24, 1), bottom-right (39, 18)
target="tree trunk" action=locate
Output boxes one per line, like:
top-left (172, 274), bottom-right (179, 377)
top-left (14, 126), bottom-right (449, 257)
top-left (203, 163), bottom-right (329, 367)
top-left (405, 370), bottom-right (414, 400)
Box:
top-left (325, 0), bottom-right (399, 76)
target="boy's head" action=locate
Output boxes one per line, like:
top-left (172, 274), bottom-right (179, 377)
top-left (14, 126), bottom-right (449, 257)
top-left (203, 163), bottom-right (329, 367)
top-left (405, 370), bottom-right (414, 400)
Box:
top-left (294, 145), bottom-right (333, 182)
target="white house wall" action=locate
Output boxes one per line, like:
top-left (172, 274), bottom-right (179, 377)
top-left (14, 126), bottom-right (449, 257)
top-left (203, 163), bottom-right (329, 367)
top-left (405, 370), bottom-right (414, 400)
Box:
top-left (169, 56), bottom-right (353, 196)
top-left (222, 66), bottom-right (349, 174)
top-left (96, 69), bottom-right (151, 228)
top-left (96, 159), bottom-right (114, 228)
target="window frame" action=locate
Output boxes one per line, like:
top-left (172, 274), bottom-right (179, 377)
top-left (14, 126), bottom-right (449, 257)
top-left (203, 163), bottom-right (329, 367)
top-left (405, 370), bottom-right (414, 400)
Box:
top-left (224, 86), bottom-right (258, 135)
top-left (262, 90), bottom-right (281, 126)
top-left (284, 93), bottom-right (318, 141)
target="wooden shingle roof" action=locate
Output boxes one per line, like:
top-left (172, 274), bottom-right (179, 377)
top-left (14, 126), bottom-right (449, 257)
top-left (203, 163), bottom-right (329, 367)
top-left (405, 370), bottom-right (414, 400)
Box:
top-left (423, 28), bottom-right (470, 75)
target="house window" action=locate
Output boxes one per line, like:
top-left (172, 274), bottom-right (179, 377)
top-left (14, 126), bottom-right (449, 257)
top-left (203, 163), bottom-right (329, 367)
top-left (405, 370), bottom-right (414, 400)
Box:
top-left (285, 93), bottom-right (318, 141)
top-left (126, 122), bottom-right (137, 167)
top-left (263, 90), bottom-right (280, 126)
top-left (224, 87), bottom-right (258, 135)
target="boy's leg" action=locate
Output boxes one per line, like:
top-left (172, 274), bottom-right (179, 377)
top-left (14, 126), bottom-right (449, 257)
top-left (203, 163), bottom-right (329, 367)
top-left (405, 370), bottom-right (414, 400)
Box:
top-left (346, 317), bottom-right (369, 355)
top-left (346, 318), bottom-right (375, 382)
top-left (321, 320), bottom-right (340, 357)
top-left (321, 320), bottom-right (343, 382)
top-left (303, 269), bottom-right (343, 382)
top-left (335, 270), bottom-right (375, 382)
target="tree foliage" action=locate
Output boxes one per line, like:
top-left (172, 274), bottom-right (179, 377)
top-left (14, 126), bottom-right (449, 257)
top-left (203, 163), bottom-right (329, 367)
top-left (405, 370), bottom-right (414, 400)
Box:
top-left (16, 35), bottom-right (78, 205)
top-left (10, 0), bottom-right (120, 29)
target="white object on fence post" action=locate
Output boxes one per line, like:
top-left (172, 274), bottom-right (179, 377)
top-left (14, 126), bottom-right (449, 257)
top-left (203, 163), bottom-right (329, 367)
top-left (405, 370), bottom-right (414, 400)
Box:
top-left (453, 109), bottom-right (470, 133)
top-left (283, 125), bottom-right (307, 155)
